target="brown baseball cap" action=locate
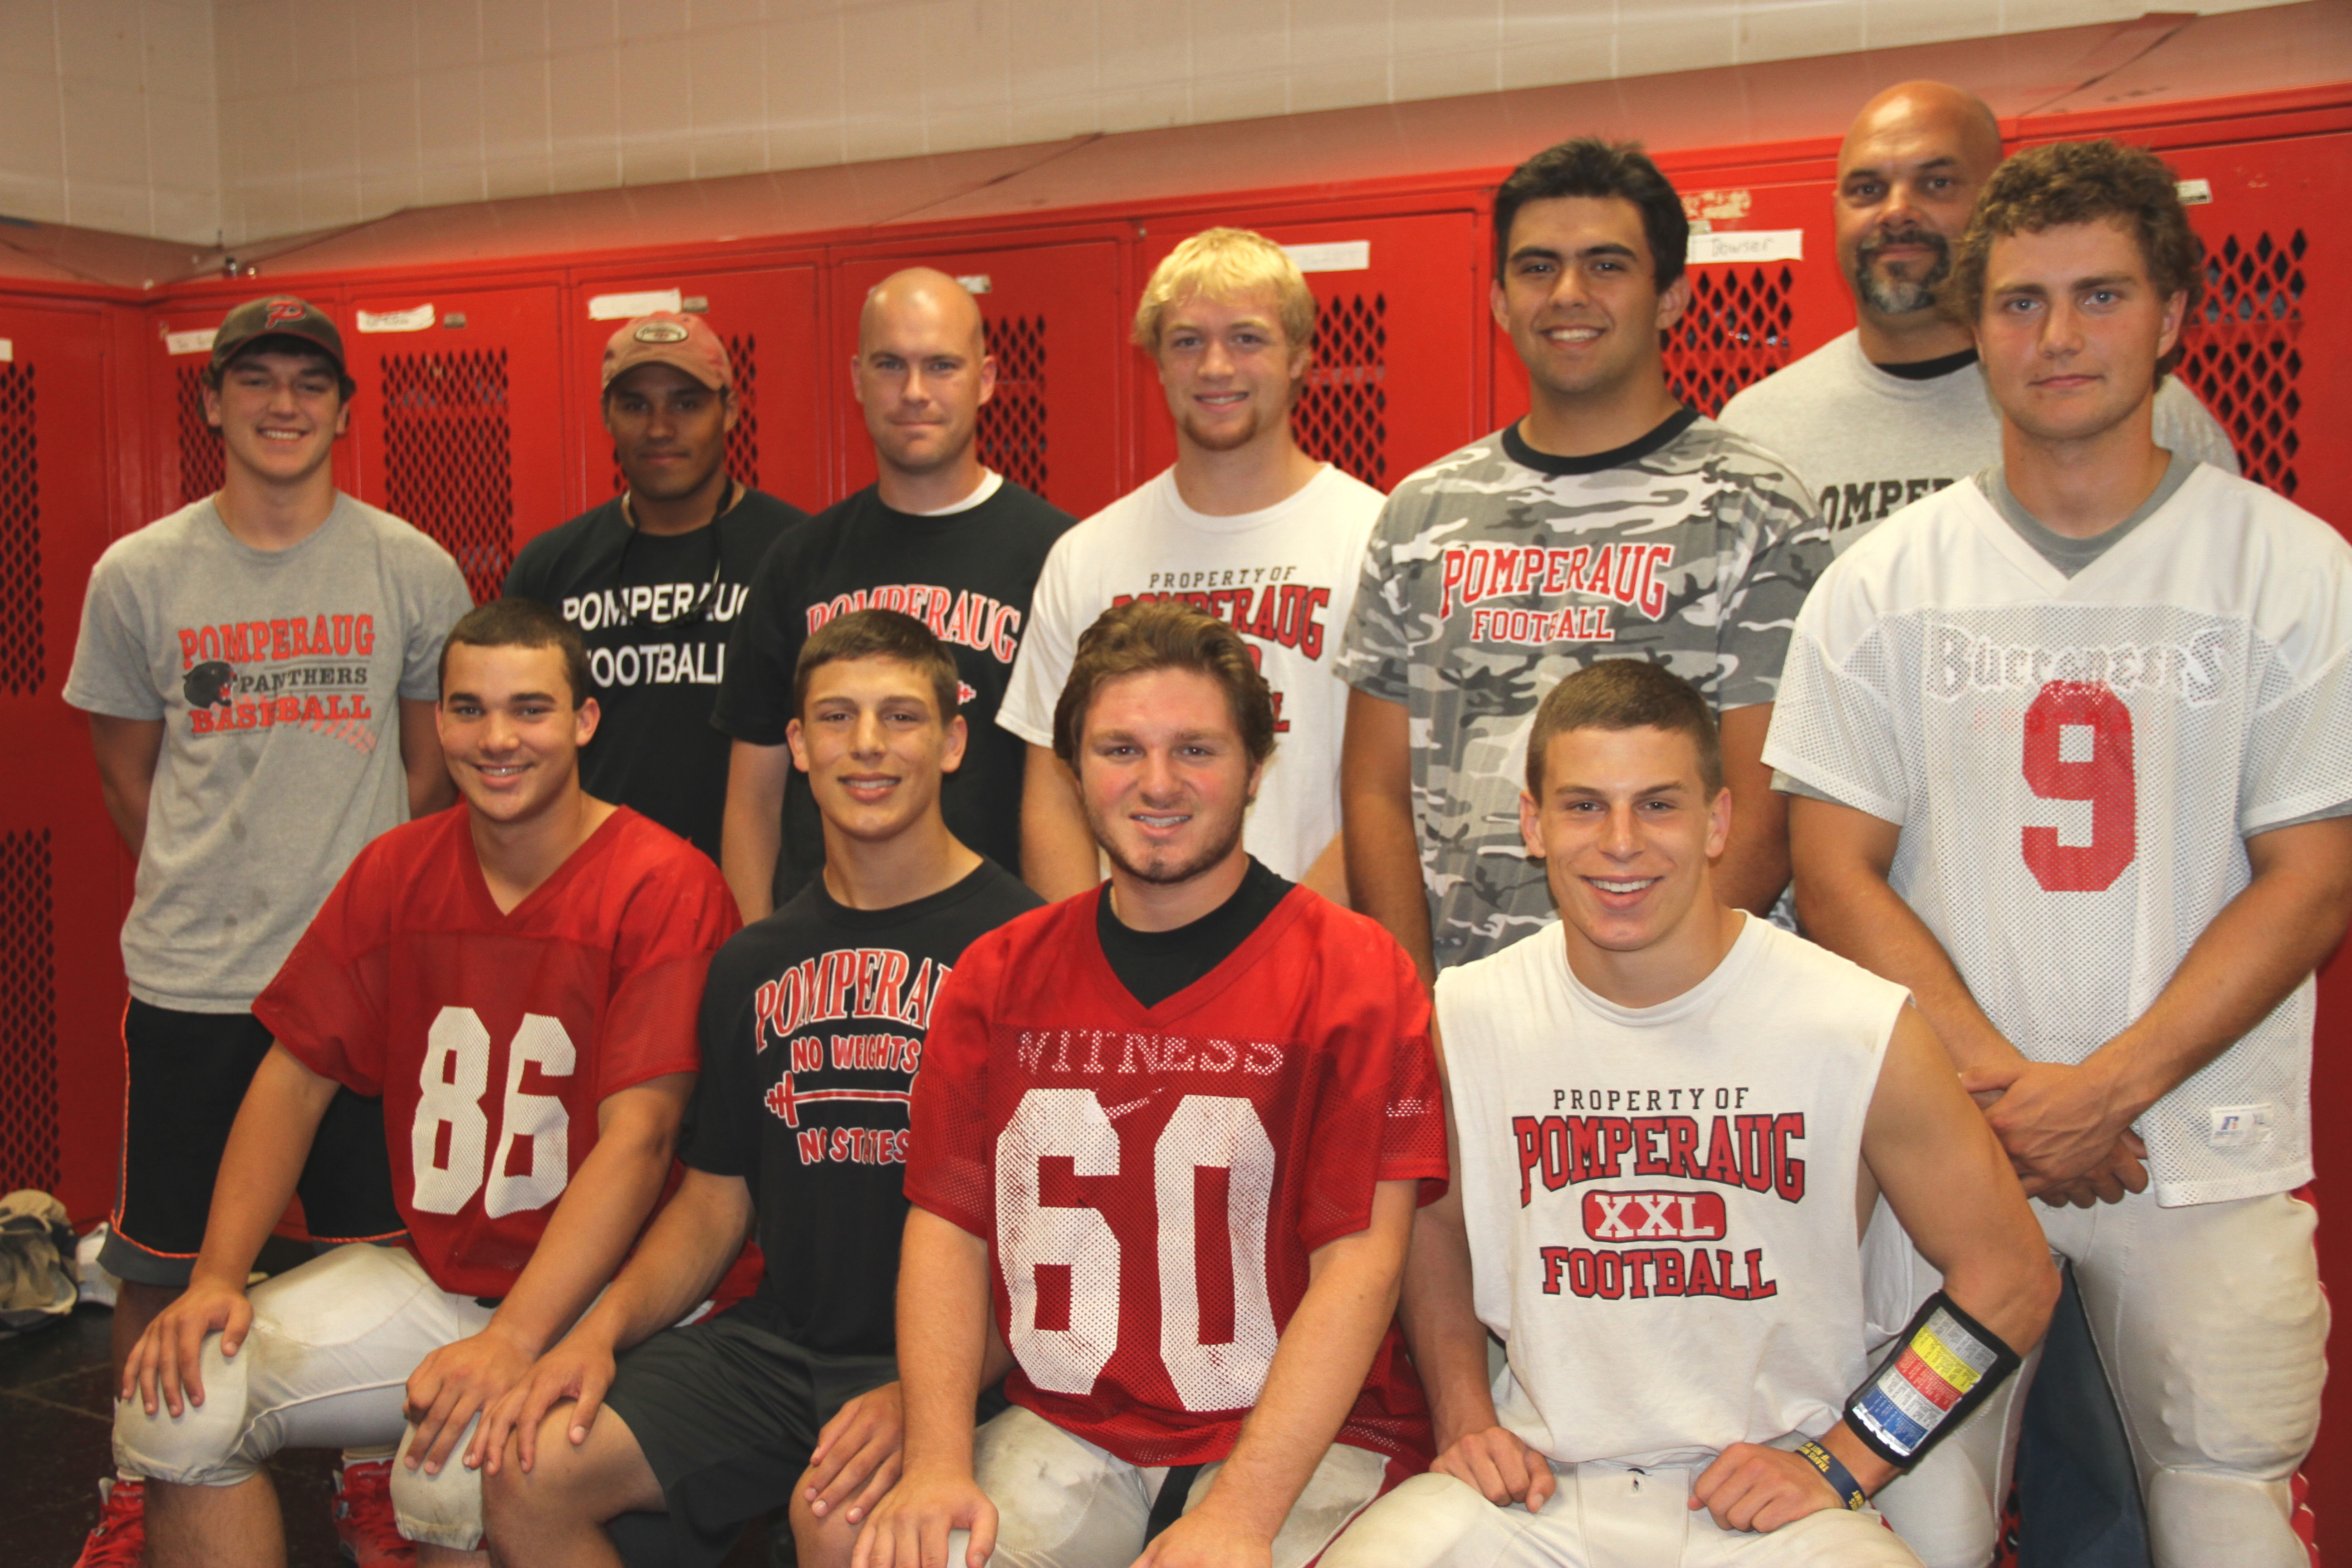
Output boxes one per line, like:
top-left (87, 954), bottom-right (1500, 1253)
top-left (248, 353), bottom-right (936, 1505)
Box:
top-left (211, 294), bottom-right (347, 375)
top-left (601, 312), bottom-right (731, 392)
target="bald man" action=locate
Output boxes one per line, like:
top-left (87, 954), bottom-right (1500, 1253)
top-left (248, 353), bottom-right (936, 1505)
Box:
top-left (1719, 81), bottom-right (2236, 550)
top-left (715, 270), bottom-right (1075, 917)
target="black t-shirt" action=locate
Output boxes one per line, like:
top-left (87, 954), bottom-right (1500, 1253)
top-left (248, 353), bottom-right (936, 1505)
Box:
top-left (711, 480), bottom-right (1075, 904)
top-left (505, 487), bottom-right (808, 861)
top-left (1095, 856), bottom-right (1295, 1009)
top-left (682, 858), bottom-right (1042, 1354)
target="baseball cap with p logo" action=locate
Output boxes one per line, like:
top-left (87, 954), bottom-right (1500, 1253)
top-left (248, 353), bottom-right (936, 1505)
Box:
top-left (209, 294), bottom-right (347, 376)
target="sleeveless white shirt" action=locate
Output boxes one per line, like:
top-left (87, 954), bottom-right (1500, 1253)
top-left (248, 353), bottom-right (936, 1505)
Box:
top-left (1438, 915), bottom-right (1908, 1467)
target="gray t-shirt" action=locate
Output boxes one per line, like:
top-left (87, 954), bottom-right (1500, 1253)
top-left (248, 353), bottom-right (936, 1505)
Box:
top-left (1717, 329), bottom-right (2240, 549)
top-left (64, 495), bottom-right (471, 1012)
top-left (1338, 411), bottom-right (1827, 969)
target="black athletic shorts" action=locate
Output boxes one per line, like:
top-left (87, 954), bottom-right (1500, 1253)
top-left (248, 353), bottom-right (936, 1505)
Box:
top-left (101, 998), bottom-right (404, 1287)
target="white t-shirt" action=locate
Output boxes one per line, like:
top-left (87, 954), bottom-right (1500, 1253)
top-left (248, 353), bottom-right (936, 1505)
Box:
top-left (1440, 916), bottom-right (1906, 1467)
top-left (1765, 465), bottom-right (2352, 1206)
top-left (998, 463), bottom-right (1382, 881)
top-left (1718, 331), bottom-right (2240, 551)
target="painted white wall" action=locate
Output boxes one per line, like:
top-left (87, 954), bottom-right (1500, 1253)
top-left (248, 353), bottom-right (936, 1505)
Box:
top-left (0, 0), bottom-right (2306, 247)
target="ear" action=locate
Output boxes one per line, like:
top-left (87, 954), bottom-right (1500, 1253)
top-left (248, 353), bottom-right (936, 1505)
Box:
top-left (976, 353), bottom-right (998, 409)
top-left (1654, 272), bottom-right (1693, 334)
top-left (1704, 784), bottom-right (1732, 861)
top-left (939, 713), bottom-right (969, 776)
top-left (1489, 275), bottom-right (1511, 333)
top-left (202, 381), bottom-right (224, 430)
top-left (786, 716), bottom-right (811, 776)
top-left (2156, 289), bottom-right (2187, 367)
top-left (721, 387), bottom-right (741, 433)
top-left (573, 696), bottom-right (602, 749)
top-left (848, 353), bottom-right (866, 405)
top-left (333, 397), bottom-right (353, 438)
top-left (1519, 788), bottom-right (1546, 861)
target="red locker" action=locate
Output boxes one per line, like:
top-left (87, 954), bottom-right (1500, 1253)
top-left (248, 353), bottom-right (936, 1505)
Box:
top-left (343, 284), bottom-right (568, 603)
top-left (1132, 211), bottom-right (1485, 494)
top-left (0, 294), bottom-right (130, 1222)
top-left (564, 261), bottom-right (830, 523)
top-left (832, 235), bottom-right (1129, 519)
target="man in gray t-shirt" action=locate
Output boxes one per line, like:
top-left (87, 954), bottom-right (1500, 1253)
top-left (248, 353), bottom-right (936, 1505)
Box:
top-left (60, 295), bottom-right (469, 1561)
top-left (1720, 81), bottom-right (2236, 552)
top-left (1339, 139), bottom-right (1825, 981)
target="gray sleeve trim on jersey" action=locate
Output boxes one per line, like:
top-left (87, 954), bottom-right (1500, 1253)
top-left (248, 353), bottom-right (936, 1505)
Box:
top-left (2251, 801), bottom-right (2352, 834)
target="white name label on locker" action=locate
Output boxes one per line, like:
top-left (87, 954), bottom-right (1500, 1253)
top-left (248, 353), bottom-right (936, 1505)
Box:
top-left (1687, 228), bottom-right (1804, 265)
top-left (357, 304), bottom-right (436, 334)
top-left (2176, 178), bottom-right (2213, 205)
top-left (957, 274), bottom-right (993, 295)
top-left (164, 329), bottom-right (216, 356)
top-left (0, 339), bottom-right (10, 362)
top-left (1283, 241), bottom-right (1371, 273)
top-left (589, 289), bottom-right (683, 320)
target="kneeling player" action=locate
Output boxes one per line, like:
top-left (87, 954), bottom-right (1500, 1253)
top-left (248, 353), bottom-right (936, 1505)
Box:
top-left (116, 599), bottom-right (737, 1566)
top-left (477, 609), bottom-right (1040, 1567)
top-left (857, 600), bottom-right (1448, 1568)
top-left (1324, 662), bottom-right (2058, 1568)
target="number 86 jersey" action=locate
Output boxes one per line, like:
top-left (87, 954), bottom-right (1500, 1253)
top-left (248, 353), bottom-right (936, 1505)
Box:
top-left (907, 885), bottom-right (1449, 1468)
top-left (1765, 465), bottom-right (2352, 1208)
top-left (254, 806), bottom-right (739, 1297)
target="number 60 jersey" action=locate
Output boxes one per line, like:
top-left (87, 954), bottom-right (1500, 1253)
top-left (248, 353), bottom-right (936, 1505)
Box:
top-left (1766, 464), bottom-right (2352, 1207)
top-left (254, 806), bottom-right (739, 1297)
top-left (907, 885), bottom-right (1449, 1468)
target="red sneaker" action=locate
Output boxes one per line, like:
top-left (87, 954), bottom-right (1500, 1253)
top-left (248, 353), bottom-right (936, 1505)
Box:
top-left (67, 1477), bottom-right (144, 1568)
top-left (332, 1459), bottom-right (416, 1567)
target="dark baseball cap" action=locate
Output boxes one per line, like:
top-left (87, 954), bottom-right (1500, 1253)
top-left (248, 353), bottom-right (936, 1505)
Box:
top-left (210, 295), bottom-right (347, 376)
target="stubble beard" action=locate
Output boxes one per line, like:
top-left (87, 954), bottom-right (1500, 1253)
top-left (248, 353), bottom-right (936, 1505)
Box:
top-left (1092, 801), bottom-right (1249, 889)
top-left (1852, 225), bottom-right (1954, 317)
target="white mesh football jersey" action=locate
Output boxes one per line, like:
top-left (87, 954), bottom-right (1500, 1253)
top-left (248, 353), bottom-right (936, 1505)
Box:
top-left (1440, 916), bottom-right (1907, 1467)
top-left (1767, 465), bottom-right (2352, 1206)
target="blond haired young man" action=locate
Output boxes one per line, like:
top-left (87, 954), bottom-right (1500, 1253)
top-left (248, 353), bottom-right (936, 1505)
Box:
top-left (1000, 228), bottom-right (1380, 902)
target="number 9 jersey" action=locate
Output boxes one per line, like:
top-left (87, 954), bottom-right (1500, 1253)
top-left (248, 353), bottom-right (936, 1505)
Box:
top-left (1765, 463), bottom-right (2352, 1207)
top-left (906, 884), bottom-right (1449, 1469)
top-left (253, 806), bottom-right (740, 1298)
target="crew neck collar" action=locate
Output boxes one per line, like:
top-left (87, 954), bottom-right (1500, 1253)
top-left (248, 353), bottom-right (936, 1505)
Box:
top-left (1503, 407), bottom-right (1699, 477)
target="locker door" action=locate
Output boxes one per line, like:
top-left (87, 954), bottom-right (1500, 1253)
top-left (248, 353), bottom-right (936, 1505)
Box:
top-left (1492, 175), bottom-right (1848, 424)
top-left (566, 263), bottom-right (828, 524)
top-left (0, 295), bottom-right (127, 1222)
top-left (1135, 211), bottom-right (1483, 492)
top-left (833, 238), bottom-right (1126, 520)
top-left (346, 285), bottom-right (568, 602)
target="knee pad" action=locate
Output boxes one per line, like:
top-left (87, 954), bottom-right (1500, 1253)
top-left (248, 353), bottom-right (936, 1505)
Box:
top-left (113, 1334), bottom-right (261, 1486)
top-left (2146, 1465), bottom-right (2300, 1568)
top-left (392, 1418), bottom-right (485, 1552)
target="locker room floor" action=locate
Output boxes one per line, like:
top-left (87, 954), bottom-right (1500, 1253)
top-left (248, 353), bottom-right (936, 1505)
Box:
top-left (4, 1235), bottom-right (773, 1565)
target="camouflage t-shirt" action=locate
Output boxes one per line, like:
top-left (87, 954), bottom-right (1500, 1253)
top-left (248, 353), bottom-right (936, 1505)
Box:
top-left (1337, 410), bottom-right (1826, 969)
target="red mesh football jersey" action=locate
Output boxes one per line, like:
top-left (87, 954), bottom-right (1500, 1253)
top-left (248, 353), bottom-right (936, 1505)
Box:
top-left (907, 884), bottom-right (1446, 1467)
top-left (255, 806), bottom-right (738, 1297)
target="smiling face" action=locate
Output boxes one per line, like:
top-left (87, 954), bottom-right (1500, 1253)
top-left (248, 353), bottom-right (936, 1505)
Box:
top-left (205, 349), bottom-right (349, 486)
top-left (1834, 87), bottom-right (2002, 320)
top-left (604, 362), bottom-right (735, 504)
top-left (436, 642), bottom-right (598, 828)
top-left (853, 276), bottom-right (996, 479)
top-left (1976, 217), bottom-right (2184, 446)
top-left (1492, 195), bottom-right (1687, 405)
top-left (1154, 288), bottom-right (1309, 456)
top-left (786, 654), bottom-right (967, 846)
top-left (1075, 666), bottom-right (1261, 890)
top-left (1521, 722), bottom-right (1730, 958)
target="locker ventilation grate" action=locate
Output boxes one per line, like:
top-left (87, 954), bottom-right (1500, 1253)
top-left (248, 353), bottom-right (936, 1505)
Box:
top-left (176, 364), bottom-right (225, 506)
top-left (0, 364), bottom-right (42, 696)
top-left (384, 350), bottom-right (514, 602)
top-left (2176, 229), bottom-right (2302, 500)
top-left (0, 829), bottom-right (58, 1195)
top-left (608, 331), bottom-right (763, 497)
top-left (1664, 265), bottom-right (1795, 416)
top-left (1295, 294), bottom-right (1388, 489)
top-left (979, 315), bottom-right (1049, 500)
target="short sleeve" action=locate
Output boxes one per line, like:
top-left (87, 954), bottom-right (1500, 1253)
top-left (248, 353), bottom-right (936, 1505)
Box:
top-left (997, 531), bottom-right (1083, 747)
top-left (1298, 923), bottom-right (1448, 1253)
top-left (711, 538), bottom-right (804, 745)
top-left (1716, 461), bottom-right (1828, 711)
top-left (251, 848), bottom-right (396, 1093)
top-left (599, 856), bottom-right (742, 1096)
top-left (903, 936), bottom-right (1003, 1237)
top-left (62, 548), bottom-right (165, 720)
top-left (679, 940), bottom-right (760, 1178)
top-left (2155, 378), bottom-right (2243, 479)
top-left (1762, 615), bottom-right (1911, 826)
top-left (1377, 950), bottom-right (1447, 1205)
top-left (1335, 492), bottom-right (1418, 703)
top-left (2242, 634), bottom-right (2352, 835)
top-left (397, 541), bottom-right (473, 702)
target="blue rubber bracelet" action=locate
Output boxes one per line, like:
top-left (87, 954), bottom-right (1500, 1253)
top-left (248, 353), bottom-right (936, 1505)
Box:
top-left (1797, 1439), bottom-right (1870, 1511)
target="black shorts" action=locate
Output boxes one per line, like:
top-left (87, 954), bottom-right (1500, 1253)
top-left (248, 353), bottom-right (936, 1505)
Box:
top-left (101, 998), bottom-right (403, 1288)
top-left (602, 1311), bottom-right (899, 1568)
